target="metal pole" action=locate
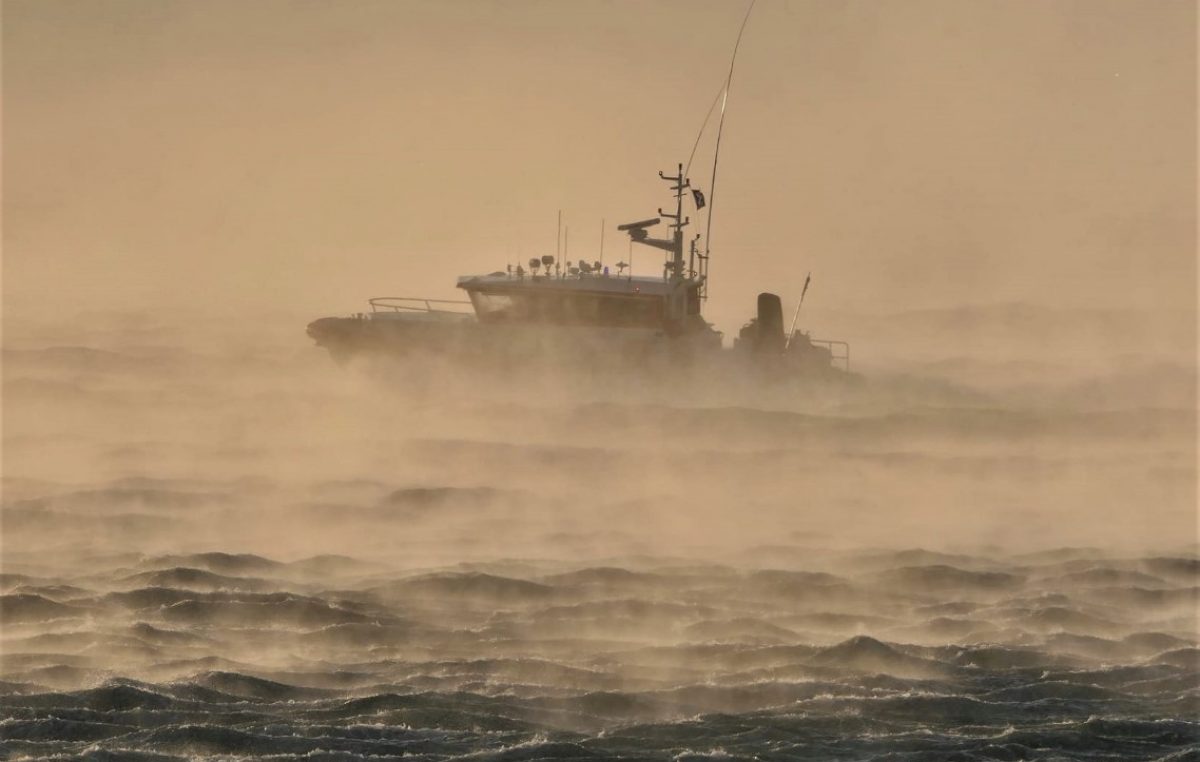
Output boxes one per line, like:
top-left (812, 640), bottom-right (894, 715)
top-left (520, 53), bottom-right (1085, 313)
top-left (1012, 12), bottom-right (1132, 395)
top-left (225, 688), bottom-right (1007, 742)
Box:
top-left (599, 218), bottom-right (605, 266)
top-left (784, 272), bottom-right (811, 350)
top-left (703, 0), bottom-right (756, 298)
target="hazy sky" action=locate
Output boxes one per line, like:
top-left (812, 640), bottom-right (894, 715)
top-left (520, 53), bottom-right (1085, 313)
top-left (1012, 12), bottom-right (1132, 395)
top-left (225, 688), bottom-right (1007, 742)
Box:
top-left (4, 0), bottom-right (1195, 329)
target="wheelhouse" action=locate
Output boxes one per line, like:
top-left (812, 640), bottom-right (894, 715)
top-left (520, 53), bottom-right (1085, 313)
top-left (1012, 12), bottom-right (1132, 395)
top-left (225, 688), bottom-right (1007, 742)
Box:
top-left (457, 273), bottom-right (699, 332)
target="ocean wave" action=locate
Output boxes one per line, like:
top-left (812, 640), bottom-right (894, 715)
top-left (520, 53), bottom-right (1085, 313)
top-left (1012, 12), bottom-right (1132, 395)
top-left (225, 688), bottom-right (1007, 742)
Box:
top-left (187, 671), bottom-right (338, 702)
top-left (141, 552), bottom-right (283, 575)
top-left (381, 573), bottom-right (557, 604)
top-left (0, 715), bottom-right (135, 741)
top-left (0, 593), bottom-right (86, 623)
top-left (3, 547), bottom-right (1197, 759)
top-left (159, 597), bottom-right (373, 628)
top-left (808, 636), bottom-right (951, 679)
top-left (871, 565), bottom-right (1025, 595)
top-left (1141, 557), bottom-right (1200, 582)
top-left (119, 567), bottom-right (275, 592)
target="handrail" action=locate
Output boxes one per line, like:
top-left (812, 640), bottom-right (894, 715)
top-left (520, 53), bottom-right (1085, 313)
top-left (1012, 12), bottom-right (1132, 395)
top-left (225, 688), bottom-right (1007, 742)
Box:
top-left (810, 338), bottom-right (850, 372)
top-left (368, 296), bottom-right (474, 314)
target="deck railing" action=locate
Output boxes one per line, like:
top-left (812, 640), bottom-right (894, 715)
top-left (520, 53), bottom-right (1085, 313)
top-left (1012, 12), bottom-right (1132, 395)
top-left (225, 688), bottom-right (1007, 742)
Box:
top-left (810, 339), bottom-right (850, 372)
top-left (368, 297), bottom-right (474, 315)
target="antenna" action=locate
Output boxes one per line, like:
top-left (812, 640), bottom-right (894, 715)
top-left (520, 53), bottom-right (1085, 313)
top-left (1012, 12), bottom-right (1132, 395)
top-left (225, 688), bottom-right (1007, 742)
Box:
top-left (685, 84), bottom-right (726, 179)
top-left (599, 218), bottom-right (605, 266)
top-left (784, 272), bottom-right (812, 351)
top-left (556, 210), bottom-right (562, 263)
top-left (702, 0), bottom-right (756, 300)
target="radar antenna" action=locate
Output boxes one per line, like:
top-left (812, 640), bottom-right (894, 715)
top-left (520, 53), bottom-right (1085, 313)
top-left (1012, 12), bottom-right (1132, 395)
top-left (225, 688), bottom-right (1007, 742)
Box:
top-left (618, 164), bottom-right (692, 281)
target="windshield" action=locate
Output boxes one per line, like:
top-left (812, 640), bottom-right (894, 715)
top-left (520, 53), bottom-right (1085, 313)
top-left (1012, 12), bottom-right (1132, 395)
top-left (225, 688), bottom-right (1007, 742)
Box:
top-left (468, 290), bottom-right (663, 329)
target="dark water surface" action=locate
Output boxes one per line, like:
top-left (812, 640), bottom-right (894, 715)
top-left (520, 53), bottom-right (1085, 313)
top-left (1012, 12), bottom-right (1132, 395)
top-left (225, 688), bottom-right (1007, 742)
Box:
top-left (1, 548), bottom-right (1198, 761)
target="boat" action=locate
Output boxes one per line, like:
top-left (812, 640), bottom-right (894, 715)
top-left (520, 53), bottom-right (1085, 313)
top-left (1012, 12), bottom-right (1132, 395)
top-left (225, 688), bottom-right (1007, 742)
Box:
top-left (306, 4), bottom-right (849, 380)
top-left (306, 163), bottom-right (849, 377)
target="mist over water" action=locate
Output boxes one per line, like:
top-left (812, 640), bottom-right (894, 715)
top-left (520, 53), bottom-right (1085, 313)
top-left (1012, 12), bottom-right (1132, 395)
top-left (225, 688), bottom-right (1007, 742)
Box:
top-left (2, 305), bottom-right (1196, 760)
top-left (4, 0), bottom-right (1197, 756)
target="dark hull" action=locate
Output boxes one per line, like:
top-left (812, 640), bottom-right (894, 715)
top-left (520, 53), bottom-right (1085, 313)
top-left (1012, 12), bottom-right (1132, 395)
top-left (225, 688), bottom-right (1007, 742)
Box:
top-left (307, 316), bottom-right (844, 379)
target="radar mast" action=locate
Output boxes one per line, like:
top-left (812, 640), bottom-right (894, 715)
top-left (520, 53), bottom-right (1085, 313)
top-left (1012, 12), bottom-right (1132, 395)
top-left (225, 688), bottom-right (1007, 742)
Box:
top-left (617, 162), bottom-right (693, 284)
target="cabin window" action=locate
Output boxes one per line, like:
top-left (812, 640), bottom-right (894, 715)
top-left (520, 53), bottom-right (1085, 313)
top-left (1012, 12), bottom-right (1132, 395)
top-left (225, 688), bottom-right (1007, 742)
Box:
top-left (596, 295), bottom-right (662, 327)
top-left (469, 289), bottom-right (663, 329)
top-left (468, 292), bottom-right (515, 320)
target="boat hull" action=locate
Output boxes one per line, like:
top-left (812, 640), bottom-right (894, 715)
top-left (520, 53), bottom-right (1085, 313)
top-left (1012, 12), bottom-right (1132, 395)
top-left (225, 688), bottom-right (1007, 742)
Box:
top-left (306, 316), bottom-right (722, 370)
top-left (306, 314), bottom-right (850, 392)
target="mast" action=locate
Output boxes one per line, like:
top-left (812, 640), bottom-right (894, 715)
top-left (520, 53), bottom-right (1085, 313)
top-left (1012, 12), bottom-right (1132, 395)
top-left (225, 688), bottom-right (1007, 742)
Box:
top-left (617, 163), bottom-right (691, 282)
top-left (658, 163), bottom-right (689, 281)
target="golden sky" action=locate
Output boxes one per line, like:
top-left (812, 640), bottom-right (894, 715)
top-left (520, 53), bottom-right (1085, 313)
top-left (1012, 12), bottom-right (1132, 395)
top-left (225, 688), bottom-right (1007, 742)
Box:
top-left (4, 0), bottom-right (1195, 329)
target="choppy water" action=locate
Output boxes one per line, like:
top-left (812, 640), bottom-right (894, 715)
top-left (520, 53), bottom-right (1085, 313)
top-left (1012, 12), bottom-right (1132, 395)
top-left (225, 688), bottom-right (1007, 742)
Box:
top-left (2, 311), bottom-right (1197, 760)
top-left (2, 547), bottom-right (1200, 761)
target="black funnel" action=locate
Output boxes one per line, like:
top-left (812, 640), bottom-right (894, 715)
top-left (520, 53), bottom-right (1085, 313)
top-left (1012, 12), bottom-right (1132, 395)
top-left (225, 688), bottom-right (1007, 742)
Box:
top-left (756, 292), bottom-right (785, 353)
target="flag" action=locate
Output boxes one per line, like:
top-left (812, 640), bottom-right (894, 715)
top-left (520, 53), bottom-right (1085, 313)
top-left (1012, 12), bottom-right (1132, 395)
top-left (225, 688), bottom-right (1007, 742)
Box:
top-left (692, 188), bottom-right (706, 209)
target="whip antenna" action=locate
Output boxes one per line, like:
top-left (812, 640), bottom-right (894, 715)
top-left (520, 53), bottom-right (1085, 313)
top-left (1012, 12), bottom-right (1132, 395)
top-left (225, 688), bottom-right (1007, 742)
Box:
top-left (702, 0), bottom-right (756, 298)
top-left (685, 84), bottom-right (726, 179)
top-left (784, 272), bottom-right (812, 350)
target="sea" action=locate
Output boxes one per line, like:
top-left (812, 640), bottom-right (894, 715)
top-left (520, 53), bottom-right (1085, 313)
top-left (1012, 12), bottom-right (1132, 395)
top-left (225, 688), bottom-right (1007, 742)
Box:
top-left (1, 305), bottom-right (1196, 761)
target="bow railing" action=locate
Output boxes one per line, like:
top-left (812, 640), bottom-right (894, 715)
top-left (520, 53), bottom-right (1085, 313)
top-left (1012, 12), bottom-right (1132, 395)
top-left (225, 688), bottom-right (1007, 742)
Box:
top-left (368, 297), bottom-right (474, 315)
